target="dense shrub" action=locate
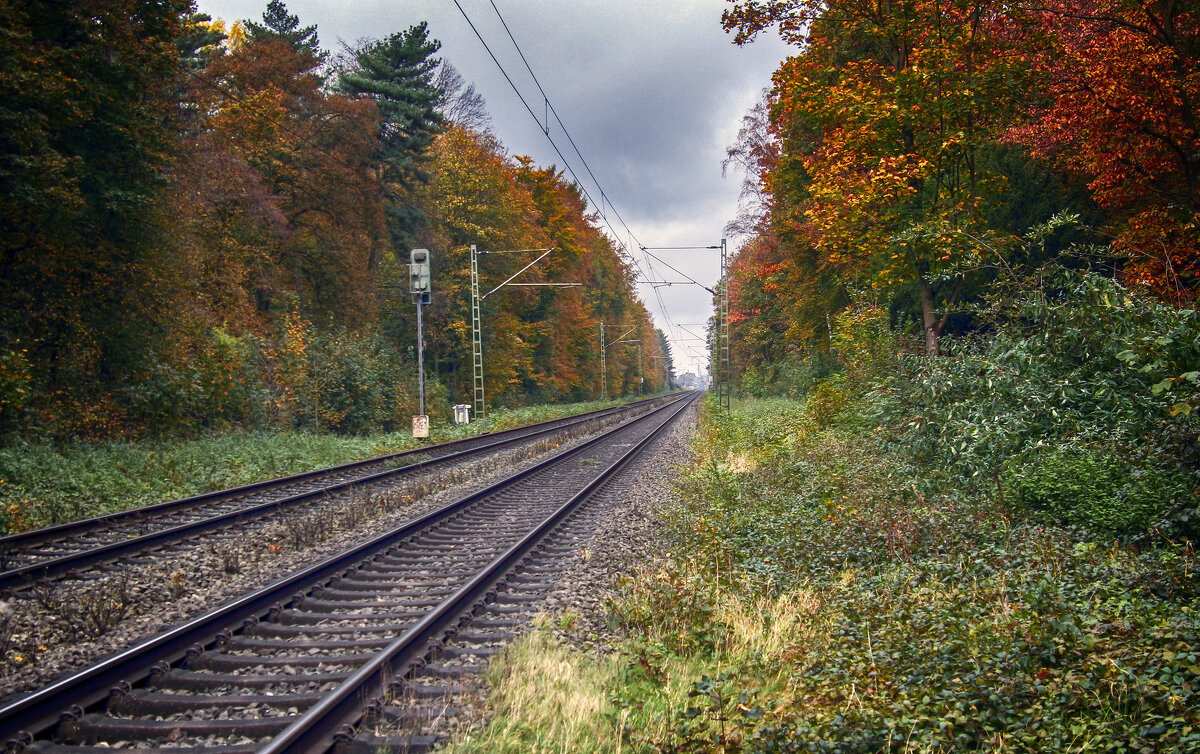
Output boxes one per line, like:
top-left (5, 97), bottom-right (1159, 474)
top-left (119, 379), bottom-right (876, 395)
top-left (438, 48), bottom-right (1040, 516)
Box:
top-left (124, 328), bottom-right (270, 434)
top-left (771, 349), bottom-right (841, 399)
top-left (115, 315), bottom-right (424, 439)
top-left (1006, 445), bottom-right (1193, 537)
top-left (300, 329), bottom-right (417, 434)
top-left (0, 348), bottom-right (31, 436)
top-left (884, 271), bottom-right (1199, 539)
top-left (830, 304), bottom-right (896, 390)
top-left (610, 394), bottom-right (1200, 753)
top-left (451, 275), bottom-right (1198, 753)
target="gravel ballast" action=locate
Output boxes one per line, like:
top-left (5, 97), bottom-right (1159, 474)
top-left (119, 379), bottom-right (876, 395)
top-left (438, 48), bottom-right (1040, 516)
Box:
top-left (424, 400), bottom-right (700, 744)
top-left (0, 406), bottom-right (654, 701)
top-left (538, 401), bottom-right (698, 649)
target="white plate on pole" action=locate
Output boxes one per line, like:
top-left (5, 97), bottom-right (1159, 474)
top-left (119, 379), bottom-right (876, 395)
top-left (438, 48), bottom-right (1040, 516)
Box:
top-left (412, 415), bottom-right (429, 438)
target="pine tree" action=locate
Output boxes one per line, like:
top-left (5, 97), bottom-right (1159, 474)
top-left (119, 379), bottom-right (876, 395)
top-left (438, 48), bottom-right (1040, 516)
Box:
top-left (338, 23), bottom-right (443, 252)
top-left (245, 0), bottom-right (321, 60)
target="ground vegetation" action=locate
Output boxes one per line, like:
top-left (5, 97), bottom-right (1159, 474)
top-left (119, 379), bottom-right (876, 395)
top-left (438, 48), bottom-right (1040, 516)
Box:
top-left (451, 293), bottom-right (1198, 751)
top-left (0, 396), bottom-right (638, 534)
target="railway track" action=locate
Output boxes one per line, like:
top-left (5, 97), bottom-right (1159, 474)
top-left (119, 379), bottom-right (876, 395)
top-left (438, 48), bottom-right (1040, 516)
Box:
top-left (0, 390), bottom-right (698, 754)
top-left (0, 396), bottom-right (673, 592)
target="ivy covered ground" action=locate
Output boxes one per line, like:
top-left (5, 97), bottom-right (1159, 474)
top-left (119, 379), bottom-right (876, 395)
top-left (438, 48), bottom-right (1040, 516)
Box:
top-left (606, 399), bottom-right (1198, 751)
top-left (453, 276), bottom-right (1199, 752)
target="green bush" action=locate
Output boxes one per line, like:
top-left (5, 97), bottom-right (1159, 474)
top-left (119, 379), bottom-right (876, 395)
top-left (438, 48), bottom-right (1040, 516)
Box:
top-left (770, 348), bottom-right (840, 399)
top-left (1004, 445), bottom-right (1193, 537)
top-left (0, 347), bottom-right (32, 436)
top-left (831, 304), bottom-right (897, 391)
top-left (805, 374), bottom-right (850, 428)
top-left (122, 328), bottom-right (270, 436)
top-left (301, 329), bottom-right (415, 434)
top-left (894, 270), bottom-right (1199, 538)
top-left (739, 364), bottom-right (766, 397)
top-left (609, 397), bottom-right (1200, 753)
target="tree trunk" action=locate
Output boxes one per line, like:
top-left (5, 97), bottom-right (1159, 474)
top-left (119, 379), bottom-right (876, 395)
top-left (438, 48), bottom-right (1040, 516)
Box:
top-left (920, 274), bottom-right (939, 356)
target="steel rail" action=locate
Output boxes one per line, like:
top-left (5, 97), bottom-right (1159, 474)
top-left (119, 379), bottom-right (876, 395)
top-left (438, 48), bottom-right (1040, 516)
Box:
top-left (0, 395), bottom-right (676, 592)
top-left (0, 395), bottom-right (672, 552)
top-left (261, 390), bottom-right (699, 754)
top-left (0, 392), bottom-right (697, 751)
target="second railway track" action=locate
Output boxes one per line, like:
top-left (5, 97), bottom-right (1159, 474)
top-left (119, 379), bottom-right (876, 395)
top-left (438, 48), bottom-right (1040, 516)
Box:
top-left (0, 391), bottom-right (698, 754)
top-left (0, 396), bottom-right (674, 592)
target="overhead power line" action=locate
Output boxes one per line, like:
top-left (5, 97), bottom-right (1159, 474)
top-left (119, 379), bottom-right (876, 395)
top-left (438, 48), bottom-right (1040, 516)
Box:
top-left (484, 0), bottom-right (645, 253)
top-left (452, 0), bottom-right (722, 372)
top-left (481, 0), bottom-right (707, 348)
top-left (452, 1), bottom-right (664, 313)
top-left (449, 0), bottom-right (631, 250)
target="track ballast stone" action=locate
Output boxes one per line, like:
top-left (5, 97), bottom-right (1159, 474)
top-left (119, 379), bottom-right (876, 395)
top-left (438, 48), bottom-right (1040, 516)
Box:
top-left (409, 401), bottom-right (699, 745)
top-left (0, 414), bottom-right (633, 702)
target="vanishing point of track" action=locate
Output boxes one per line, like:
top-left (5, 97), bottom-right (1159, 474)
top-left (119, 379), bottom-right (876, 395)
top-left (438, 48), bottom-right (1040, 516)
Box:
top-left (0, 390), bottom-right (698, 754)
top-left (0, 396), bottom-right (672, 592)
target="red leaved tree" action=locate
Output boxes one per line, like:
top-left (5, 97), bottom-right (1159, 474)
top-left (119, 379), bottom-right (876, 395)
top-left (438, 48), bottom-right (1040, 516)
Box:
top-left (1004, 0), bottom-right (1200, 301)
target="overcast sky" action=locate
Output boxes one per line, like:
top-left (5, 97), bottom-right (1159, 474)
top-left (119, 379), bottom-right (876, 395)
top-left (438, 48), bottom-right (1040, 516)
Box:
top-left (196, 0), bottom-right (790, 377)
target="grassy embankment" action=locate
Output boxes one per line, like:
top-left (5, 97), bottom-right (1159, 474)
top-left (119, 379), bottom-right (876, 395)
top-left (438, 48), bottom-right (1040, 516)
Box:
top-left (447, 277), bottom-right (1199, 752)
top-left (0, 397), bottom-right (640, 534)
top-left (450, 395), bottom-right (1198, 752)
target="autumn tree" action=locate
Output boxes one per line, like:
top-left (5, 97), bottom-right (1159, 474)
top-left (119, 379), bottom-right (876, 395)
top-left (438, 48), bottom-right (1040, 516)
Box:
top-left (1003, 0), bottom-right (1200, 302)
top-left (726, 0), bottom-right (1027, 354)
top-left (514, 162), bottom-right (619, 402)
top-left (172, 28), bottom-right (382, 326)
top-left (409, 126), bottom-right (656, 408)
top-left (0, 0), bottom-right (662, 440)
top-left (649, 328), bottom-right (676, 389)
top-left (409, 125), bottom-right (543, 405)
top-left (722, 91), bottom-right (776, 242)
top-left (722, 86), bottom-right (849, 368)
top-left (0, 0), bottom-right (187, 434)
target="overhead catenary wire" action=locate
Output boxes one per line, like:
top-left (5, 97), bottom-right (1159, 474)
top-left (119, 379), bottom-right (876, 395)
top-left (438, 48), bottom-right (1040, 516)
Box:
top-left (454, 0), bottom-right (677, 341)
top-left (459, 4), bottom-right (679, 282)
top-left (484, 0), bottom-right (647, 257)
top-left (449, 6), bottom-right (636, 253)
top-left (449, 0), bottom-right (633, 253)
top-left (453, 0), bottom-right (723, 376)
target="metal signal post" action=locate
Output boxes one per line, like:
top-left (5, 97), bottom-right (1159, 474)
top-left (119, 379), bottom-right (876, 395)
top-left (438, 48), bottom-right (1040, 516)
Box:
top-left (719, 238), bottom-right (730, 412)
top-left (470, 246), bottom-right (484, 421)
top-left (470, 245), bottom-right (579, 421)
top-left (599, 321), bottom-right (606, 400)
top-left (411, 249), bottom-right (431, 437)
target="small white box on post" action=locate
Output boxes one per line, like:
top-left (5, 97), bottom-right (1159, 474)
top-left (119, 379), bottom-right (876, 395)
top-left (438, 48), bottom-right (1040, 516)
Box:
top-left (453, 404), bottom-right (471, 425)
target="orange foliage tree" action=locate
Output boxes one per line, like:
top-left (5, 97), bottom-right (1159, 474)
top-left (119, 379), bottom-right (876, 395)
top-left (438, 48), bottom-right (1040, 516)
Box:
top-left (1002, 0), bottom-right (1200, 301)
top-left (0, 0), bottom-right (667, 439)
top-left (411, 126), bottom-right (661, 408)
top-left (411, 125), bottom-right (544, 406)
top-left (726, 0), bottom-right (1027, 354)
top-left (0, 0), bottom-right (187, 435)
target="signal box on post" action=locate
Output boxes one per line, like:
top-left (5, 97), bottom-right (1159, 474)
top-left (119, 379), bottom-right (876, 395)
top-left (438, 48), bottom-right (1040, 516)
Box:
top-left (410, 249), bottom-right (431, 304)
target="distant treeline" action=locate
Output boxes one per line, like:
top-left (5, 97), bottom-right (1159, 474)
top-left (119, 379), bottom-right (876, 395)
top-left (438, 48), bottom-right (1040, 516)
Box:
top-left (0, 0), bottom-right (671, 440)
